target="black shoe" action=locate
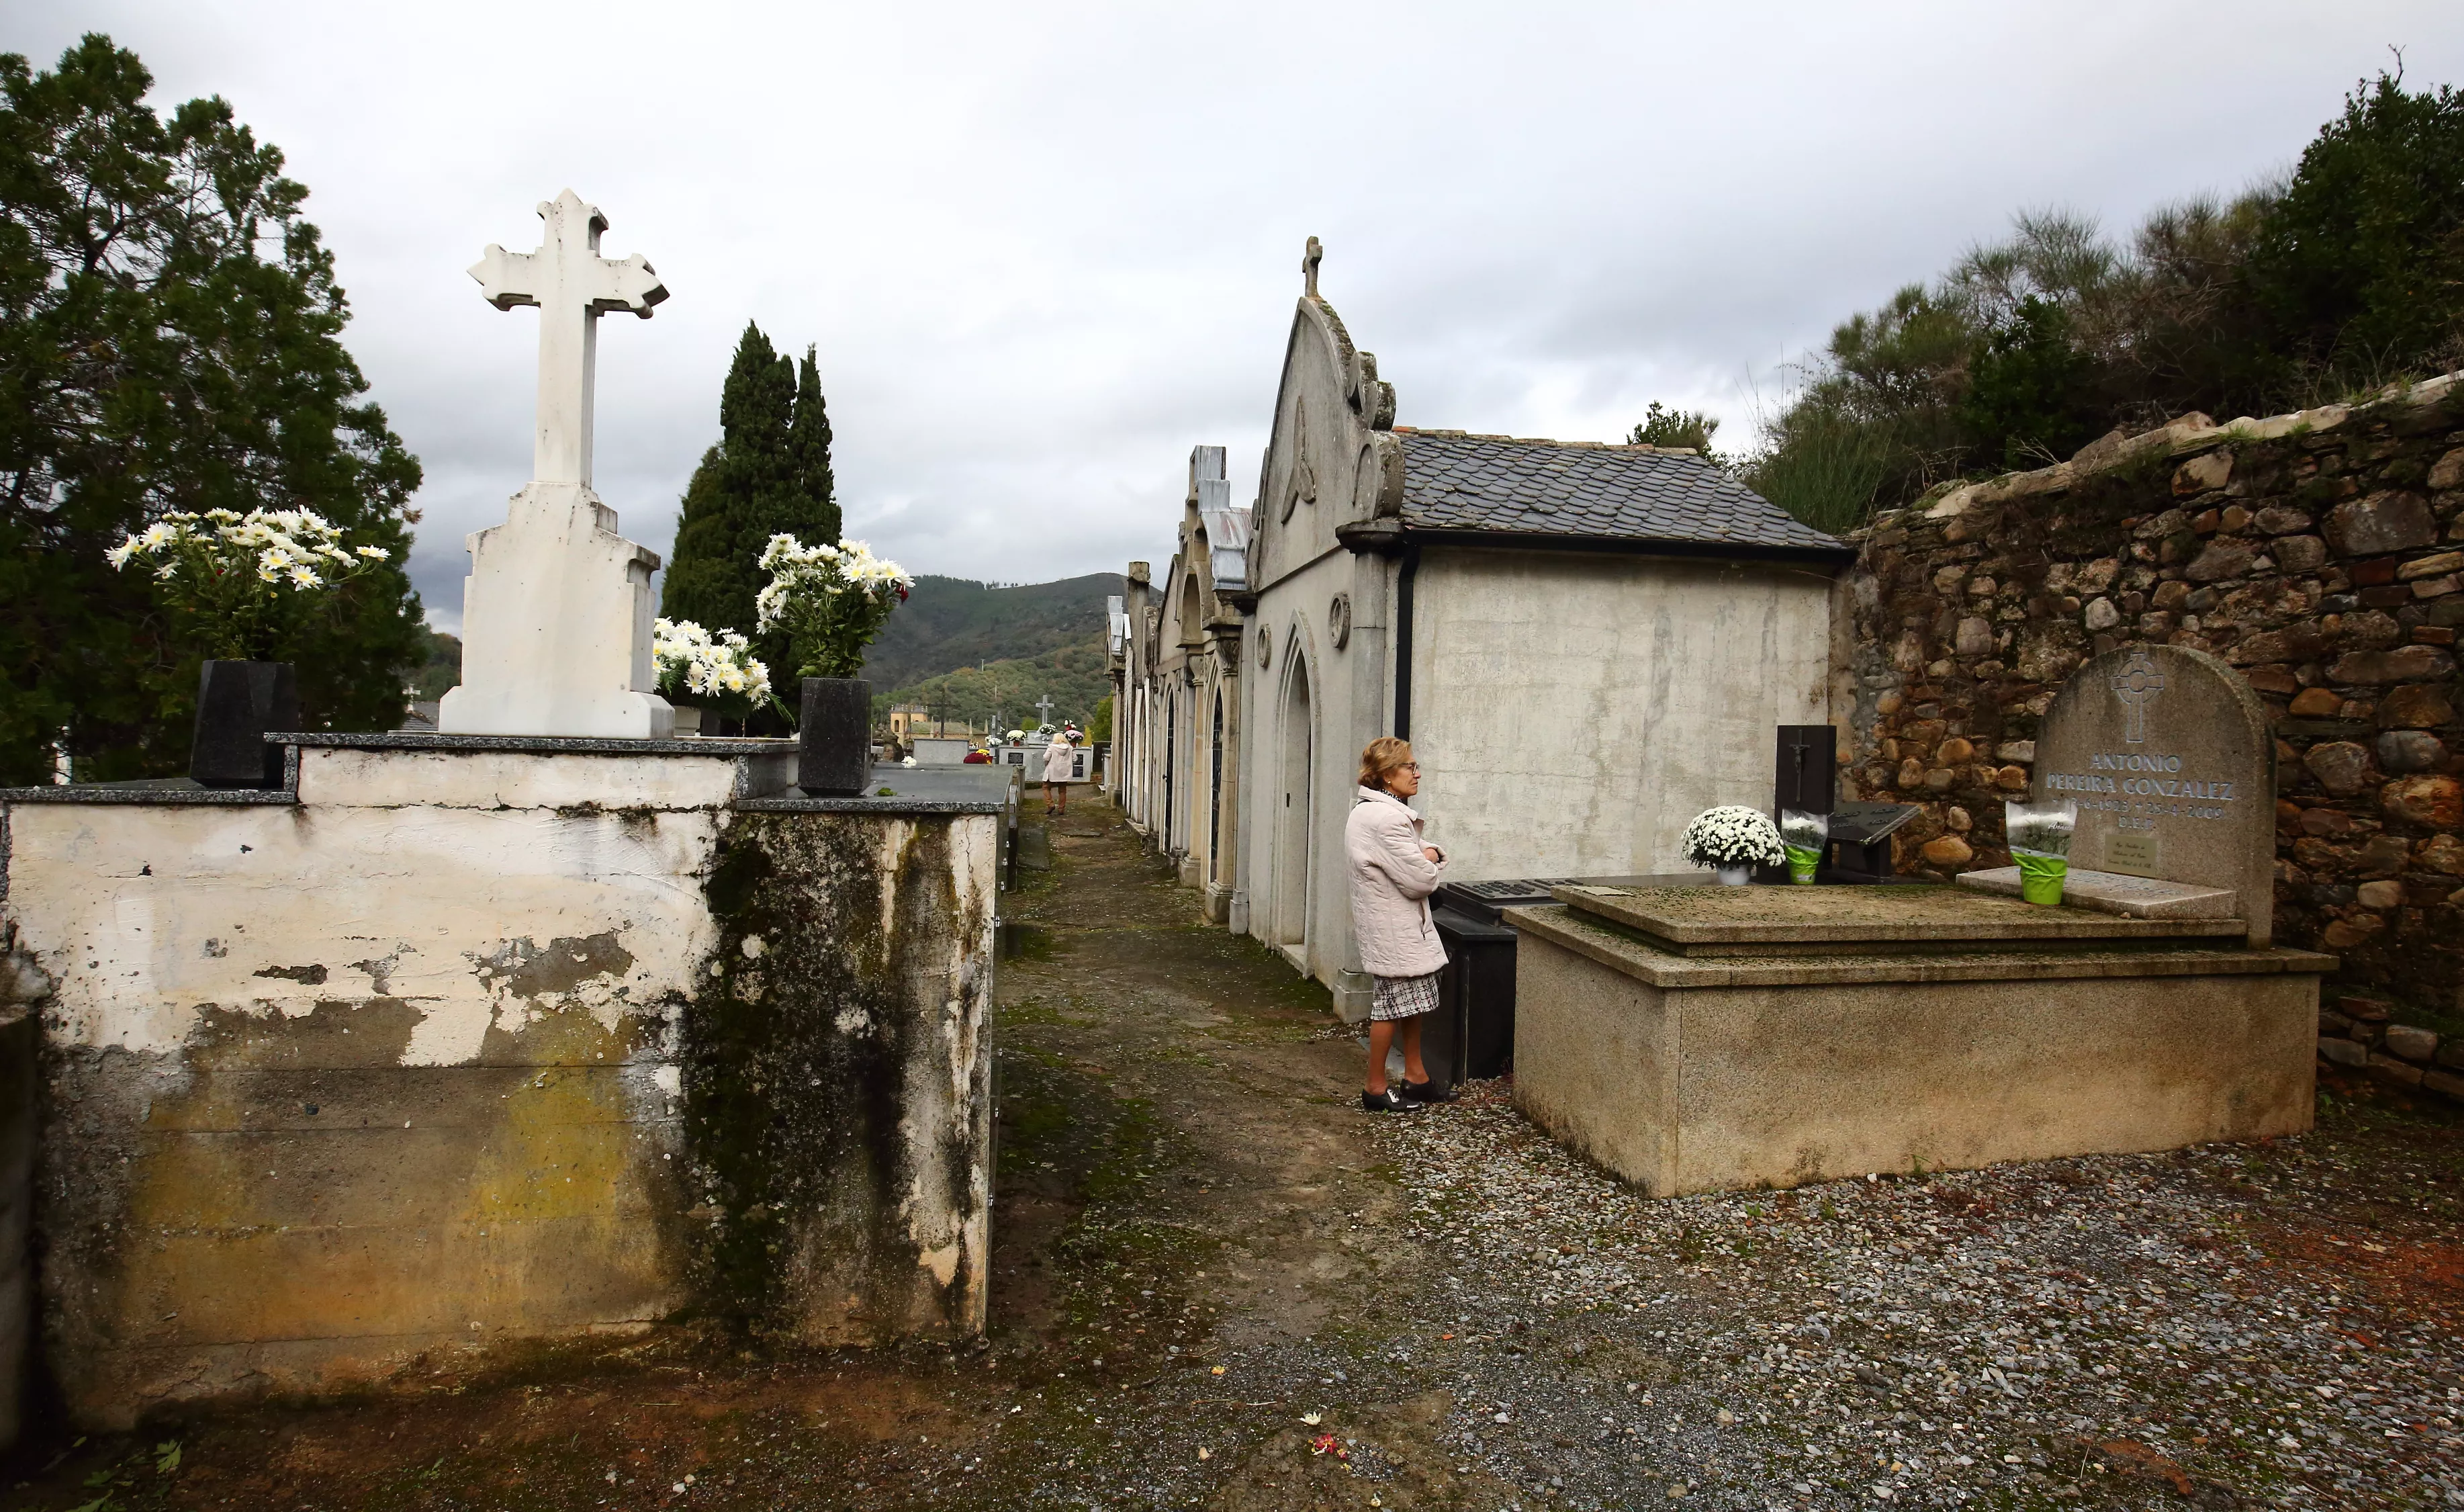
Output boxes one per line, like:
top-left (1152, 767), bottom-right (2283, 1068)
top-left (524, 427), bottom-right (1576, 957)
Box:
top-left (1400, 1079), bottom-right (1458, 1104)
top-left (1361, 1087), bottom-right (1420, 1114)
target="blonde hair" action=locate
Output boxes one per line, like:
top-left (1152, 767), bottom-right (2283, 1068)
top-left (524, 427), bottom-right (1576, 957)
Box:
top-left (1359, 736), bottom-right (1414, 792)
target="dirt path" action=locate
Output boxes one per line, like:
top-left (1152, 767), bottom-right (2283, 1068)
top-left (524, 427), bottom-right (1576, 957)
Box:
top-left (7, 792), bottom-right (2461, 1511)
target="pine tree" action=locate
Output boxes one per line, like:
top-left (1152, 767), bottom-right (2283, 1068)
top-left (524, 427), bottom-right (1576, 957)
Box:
top-left (661, 324), bottom-right (839, 669)
top-left (0, 35), bottom-right (426, 785)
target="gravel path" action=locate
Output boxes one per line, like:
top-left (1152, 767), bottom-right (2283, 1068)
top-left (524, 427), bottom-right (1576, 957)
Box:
top-left (1338, 1082), bottom-right (2464, 1509)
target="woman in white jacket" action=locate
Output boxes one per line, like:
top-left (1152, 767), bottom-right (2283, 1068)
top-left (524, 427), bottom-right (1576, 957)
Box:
top-left (1347, 736), bottom-right (1453, 1112)
top-left (1041, 729), bottom-right (1075, 817)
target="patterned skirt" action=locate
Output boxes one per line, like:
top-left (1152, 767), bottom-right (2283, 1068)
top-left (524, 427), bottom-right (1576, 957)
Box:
top-left (1370, 970), bottom-right (1442, 1022)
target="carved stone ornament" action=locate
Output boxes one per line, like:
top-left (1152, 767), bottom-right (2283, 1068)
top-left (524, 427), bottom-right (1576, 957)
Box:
top-left (1328, 592), bottom-right (1352, 650)
top-left (1283, 404), bottom-right (1315, 522)
top-left (1257, 622), bottom-right (1273, 668)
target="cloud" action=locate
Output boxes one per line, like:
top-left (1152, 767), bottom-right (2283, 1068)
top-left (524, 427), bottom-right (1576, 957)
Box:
top-left (16, 0), bottom-right (2459, 631)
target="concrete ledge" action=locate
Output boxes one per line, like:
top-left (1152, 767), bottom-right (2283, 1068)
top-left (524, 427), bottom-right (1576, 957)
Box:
top-left (1548, 882), bottom-right (2248, 949)
top-left (1504, 903), bottom-right (2334, 988)
top-left (0, 784), bottom-right (297, 807)
top-left (275, 730), bottom-right (790, 756)
top-left (0, 748), bottom-right (303, 805)
top-left (1955, 866), bottom-right (2238, 920)
top-left (739, 795), bottom-right (1009, 815)
top-left (738, 766), bottom-right (1012, 815)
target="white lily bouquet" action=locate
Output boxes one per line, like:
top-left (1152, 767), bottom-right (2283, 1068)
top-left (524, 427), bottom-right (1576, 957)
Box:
top-left (107, 508), bottom-right (392, 661)
top-left (1682, 805), bottom-right (1786, 883)
top-left (651, 618), bottom-right (778, 722)
top-left (2004, 799), bottom-right (2079, 906)
top-left (1779, 809), bottom-right (1831, 885)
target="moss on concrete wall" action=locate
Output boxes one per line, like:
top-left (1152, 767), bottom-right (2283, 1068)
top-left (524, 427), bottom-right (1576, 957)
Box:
top-left (684, 812), bottom-right (996, 1344)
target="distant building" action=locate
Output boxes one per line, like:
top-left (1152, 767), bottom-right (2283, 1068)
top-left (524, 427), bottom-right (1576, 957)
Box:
top-left (1118, 246), bottom-right (1849, 1016)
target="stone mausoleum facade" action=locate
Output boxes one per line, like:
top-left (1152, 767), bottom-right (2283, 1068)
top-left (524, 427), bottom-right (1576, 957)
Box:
top-left (1115, 247), bottom-right (1847, 1016)
top-left (1115, 447), bottom-right (1251, 922)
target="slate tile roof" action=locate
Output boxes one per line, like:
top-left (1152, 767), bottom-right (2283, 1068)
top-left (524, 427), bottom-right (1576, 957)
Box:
top-left (1394, 428), bottom-right (1845, 555)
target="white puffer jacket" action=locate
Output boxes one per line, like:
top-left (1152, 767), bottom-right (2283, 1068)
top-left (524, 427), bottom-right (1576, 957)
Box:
top-left (1346, 786), bottom-right (1449, 977)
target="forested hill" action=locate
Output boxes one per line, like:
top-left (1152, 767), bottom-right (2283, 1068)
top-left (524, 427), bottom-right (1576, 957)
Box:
top-left (858, 572), bottom-right (1123, 690)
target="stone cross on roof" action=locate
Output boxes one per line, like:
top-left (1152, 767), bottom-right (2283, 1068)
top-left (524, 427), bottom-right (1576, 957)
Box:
top-left (1303, 236), bottom-right (1322, 300)
top-left (471, 189), bottom-right (668, 488)
top-left (2110, 647), bottom-right (2166, 743)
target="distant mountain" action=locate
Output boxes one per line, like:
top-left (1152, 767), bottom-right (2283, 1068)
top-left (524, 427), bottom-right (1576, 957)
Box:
top-left (858, 572), bottom-right (1122, 690)
top-left (879, 643), bottom-right (1112, 733)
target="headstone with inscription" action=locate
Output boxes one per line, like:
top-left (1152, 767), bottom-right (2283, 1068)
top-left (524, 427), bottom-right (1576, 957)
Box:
top-left (1992, 643), bottom-right (2277, 945)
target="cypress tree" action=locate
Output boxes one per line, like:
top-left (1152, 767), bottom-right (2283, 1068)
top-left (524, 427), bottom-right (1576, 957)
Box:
top-left (786, 345), bottom-right (839, 545)
top-left (661, 324), bottom-right (839, 663)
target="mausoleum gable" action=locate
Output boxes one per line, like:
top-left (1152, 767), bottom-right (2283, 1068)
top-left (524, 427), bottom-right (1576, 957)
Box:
top-left (1394, 427), bottom-right (1847, 558)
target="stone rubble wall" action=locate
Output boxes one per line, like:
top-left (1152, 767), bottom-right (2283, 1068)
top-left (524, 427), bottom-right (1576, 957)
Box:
top-left (1835, 373), bottom-right (2464, 1096)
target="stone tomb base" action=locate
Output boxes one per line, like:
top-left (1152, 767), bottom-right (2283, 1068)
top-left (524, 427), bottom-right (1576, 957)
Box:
top-left (1504, 885), bottom-right (2332, 1196)
top-left (0, 736), bottom-right (1006, 1427)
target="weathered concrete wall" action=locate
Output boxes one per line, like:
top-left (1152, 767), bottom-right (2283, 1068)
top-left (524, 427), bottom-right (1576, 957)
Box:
top-left (1833, 373), bottom-right (2464, 1082)
top-left (684, 811), bottom-right (996, 1345)
top-left (0, 1003), bottom-right (34, 1452)
top-left (1510, 905), bottom-right (2320, 1196)
top-left (1412, 547), bottom-right (1833, 879)
top-left (1, 744), bottom-right (995, 1426)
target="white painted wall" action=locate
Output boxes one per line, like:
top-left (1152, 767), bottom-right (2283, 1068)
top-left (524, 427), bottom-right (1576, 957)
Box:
top-left (19, 750), bottom-right (737, 1061)
top-left (1408, 548), bottom-right (1834, 879)
top-left (1244, 547), bottom-right (1383, 995)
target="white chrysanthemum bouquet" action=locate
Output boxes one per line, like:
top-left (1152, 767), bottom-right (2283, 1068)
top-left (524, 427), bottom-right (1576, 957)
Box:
top-left (107, 508), bottom-right (392, 660)
top-left (1682, 805), bottom-right (1786, 871)
top-left (754, 535), bottom-right (913, 679)
top-left (1779, 809), bottom-right (1831, 884)
top-left (651, 618), bottom-right (775, 719)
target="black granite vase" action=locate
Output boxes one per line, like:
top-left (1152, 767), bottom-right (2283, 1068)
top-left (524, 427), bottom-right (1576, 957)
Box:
top-left (796, 676), bottom-right (872, 795)
top-left (190, 659), bottom-right (298, 789)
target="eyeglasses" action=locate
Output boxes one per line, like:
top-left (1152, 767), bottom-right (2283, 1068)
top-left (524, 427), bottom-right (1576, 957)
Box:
top-left (1397, 762), bottom-right (1421, 772)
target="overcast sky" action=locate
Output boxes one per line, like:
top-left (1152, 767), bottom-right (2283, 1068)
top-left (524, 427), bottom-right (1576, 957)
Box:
top-left (10, 2), bottom-right (2463, 631)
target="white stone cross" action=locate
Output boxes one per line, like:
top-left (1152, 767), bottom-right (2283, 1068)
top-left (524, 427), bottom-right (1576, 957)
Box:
top-left (439, 191), bottom-right (673, 740)
top-left (1035, 695), bottom-right (1056, 731)
top-left (2111, 648), bottom-right (2167, 744)
top-left (471, 189), bottom-right (668, 488)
